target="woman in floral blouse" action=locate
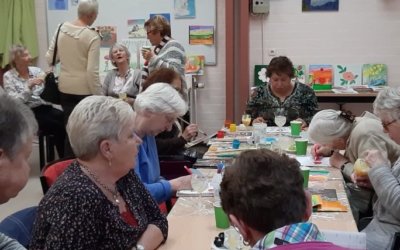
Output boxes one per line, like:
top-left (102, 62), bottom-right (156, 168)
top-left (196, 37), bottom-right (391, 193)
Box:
top-left (246, 56), bottom-right (318, 128)
top-left (30, 96), bottom-right (168, 250)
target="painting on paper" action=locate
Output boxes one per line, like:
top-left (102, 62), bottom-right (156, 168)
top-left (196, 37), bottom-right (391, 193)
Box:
top-left (254, 65), bottom-right (268, 87)
top-left (294, 65), bottom-right (306, 84)
top-left (185, 55), bottom-right (205, 75)
top-left (48, 0), bottom-right (68, 10)
top-left (96, 26), bottom-right (117, 48)
top-left (189, 26), bottom-right (214, 45)
top-left (174, 0), bottom-right (196, 19)
top-left (308, 65), bottom-right (333, 85)
top-left (334, 64), bottom-right (362, 87)
top-left (302, 0), bottom-right (339, 11)
top-left (71, 0), bottom-right (79, 6)
top-left (128, 19), bottom-right (146, 38)
top-left (149, 13), bottom-right (171, 24)
top-left (362, 64), bottom-right (388, 87)
top-left (99, 48), bottom-right (112, 80)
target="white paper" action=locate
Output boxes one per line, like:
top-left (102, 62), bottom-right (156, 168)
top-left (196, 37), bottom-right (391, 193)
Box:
top-left (295, 156), bottom-right (330, 167)
top-left (321, 230), bottom-right (366, 249)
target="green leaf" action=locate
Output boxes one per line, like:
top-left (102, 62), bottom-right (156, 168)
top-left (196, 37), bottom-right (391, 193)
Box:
top-left (350, 80), bottom-right (355, 84)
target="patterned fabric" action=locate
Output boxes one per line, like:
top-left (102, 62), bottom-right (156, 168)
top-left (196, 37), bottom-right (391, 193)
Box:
top-left (30, 161), bottom-right (168, 250)
top-left (251, 222), bottom-right (324, 250)
top-left (246, 82), bottom-right (318, 126)
top-left (0, 233), bottom-right (25, 250)
top-left (3, 67), bottom-right (48, 108)
top-left (141, 35), bottom-right (172, 81)
top-left (102, 68), bottom-right (141, 98)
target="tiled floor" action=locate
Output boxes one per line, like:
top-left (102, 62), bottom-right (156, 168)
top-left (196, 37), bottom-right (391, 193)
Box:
top-left (0, 142), bottom-right (44, 220)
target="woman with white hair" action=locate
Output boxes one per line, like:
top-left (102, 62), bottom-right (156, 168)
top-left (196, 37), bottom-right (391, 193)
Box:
top-left (30, 96), bottom-right (167, 250)
top-left (0, 95), bottom-right (38, 249)
top-left (134, 82), bottom-right (192, 203)
top-left (46, 0), bottom-right (102, 156)
top-left (361, 87), bottom-right (400, 250)
top-left (103, 43), bottom-right (142, 106)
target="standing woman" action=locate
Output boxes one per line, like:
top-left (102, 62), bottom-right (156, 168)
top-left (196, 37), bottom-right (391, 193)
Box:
top-left (46, 0), bottom-right (102, 155)
top-left (103, 43), bottom-right (141, 106)
top-left (3, 45), bottom-right (65, 158)
top-left (141, 15), bottom-right (188, 101)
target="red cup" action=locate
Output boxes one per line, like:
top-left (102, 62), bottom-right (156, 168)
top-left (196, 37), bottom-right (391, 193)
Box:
top-left (224, 120), bottom-right (232, 129)
top-left (217, 130), bottom-right (225, 138)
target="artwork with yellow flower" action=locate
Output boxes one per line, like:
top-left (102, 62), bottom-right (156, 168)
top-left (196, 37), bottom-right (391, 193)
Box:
top-left (362, 64), bottom-right (388, 87)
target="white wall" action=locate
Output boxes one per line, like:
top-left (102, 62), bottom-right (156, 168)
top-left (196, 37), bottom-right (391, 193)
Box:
top-left (249, 0), bottom-right (400, 115)
top-left (34, 0), bottom-right (226, 134)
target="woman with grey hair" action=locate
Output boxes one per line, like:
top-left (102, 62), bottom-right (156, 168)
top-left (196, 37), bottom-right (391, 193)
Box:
top-left (103, 43), bottom-right (142, 106)
top-left (361, 87), bottom-right (400, 250)
top-left (134, 83), bottom-right (192, 203)
top-left (0, 95), bottom-right (37, 249)
top-left (30, 96), bottom-right (168, 250)
top-left (47, 0), bottom-right (102, 156)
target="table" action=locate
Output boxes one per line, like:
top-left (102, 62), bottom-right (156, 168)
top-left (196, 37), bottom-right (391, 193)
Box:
top-left (159, 167), bottom-right (358, 250)
top-left (315, 92), bottom-right (378, 110)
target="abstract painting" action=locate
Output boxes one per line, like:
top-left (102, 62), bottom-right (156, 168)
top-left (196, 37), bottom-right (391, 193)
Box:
top-left (189, 25), bottom-right (214, 45)
top-left (302, 0), bottom-right (339, 11)
top-left (185, 55), bottom-right (205, 75)
top-left (174, 0), bottom-right (196, 19)
top-left (362, 64), bottom-right (388, 87)
top-left (334, 64), bottom-right (362, 87)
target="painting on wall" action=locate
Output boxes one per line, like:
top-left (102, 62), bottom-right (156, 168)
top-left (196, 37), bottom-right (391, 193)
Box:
top-left (308, 64), bottom-right (333, 90)
top-left (127, 19), bottom-right (146, 38)
top-left (362, 64), bottom-right (388, 87)
top-left (174, 0), bottom-right (196, 19)
top-left (185, 55), bottom-right (205, 75)
top-left (294, 65), bottom-right (307, 84)
top-left (189, 25), bottom-right (214, 45)
top-left (302, 0), bottom-right (339, 12)
top-left (334, 64), bottom-right (362, 87)
top-left (71, 0), bottom-right (79, 6)
top-left (254, 65), bottom-right (268, 87)
top-left (99, 47), bottom-right (111, 80)
top-left (48, 0), bottom-right (68, 10)
top-left (149, 13), bottom-right (171, 24)
top-left (96, 26), bottom-right (117, 48)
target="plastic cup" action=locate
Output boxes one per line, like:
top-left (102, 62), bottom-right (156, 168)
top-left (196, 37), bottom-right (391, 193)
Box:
top-left (217, 130), bottom-right (225, 138)
top-left (224, 120), bottom-right (232, 128)
top-left (232, 139), bottom-right (240, 149)
top-left (290, 120), bottom-right (302, 136)
top-left (229, 124), bottom-right (236, 132)
top-left (300, 166), bottom-right (310, 188)
top-left (295, 139), bottom-right (308, 155)
top-left (214, 202), bottom-right (230, 229)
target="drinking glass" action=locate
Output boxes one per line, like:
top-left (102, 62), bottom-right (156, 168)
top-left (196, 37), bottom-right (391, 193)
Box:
top-left (191, 173), bottom-right (208, 210)
top-left (274, 109), bottom-right (287, 135)
top-left (241, 114), bottom-right (251, 127)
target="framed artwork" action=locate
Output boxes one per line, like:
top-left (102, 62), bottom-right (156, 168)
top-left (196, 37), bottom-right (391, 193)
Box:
top-left (362, 64), bottom-right (388, 87)
top-left (302, 0), bottom-right (339, 12)
top-left (308, 64), bottom-right (333, 89)
top-left (334, 64), bottom-right (362, 87)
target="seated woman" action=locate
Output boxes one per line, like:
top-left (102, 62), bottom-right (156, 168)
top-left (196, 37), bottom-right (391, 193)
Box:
top-left (0, 95), bottom-right (38, 249)
top-left (102, 43), bottom-right (142, 106)
top-left (246, 56), bottom-right (317, 128)
top-left (30, 96), bottom-right (167, 250)
top-left (362, 87), bottom-right (400, 250)
top-left (220, 149), bottom-right (346, 249)
top-left (3, 44), bottom-right (66, 158)
top-left (142, 68), bottom-right (198, 155)
top-left (134, 83), bottom-right (192, 203)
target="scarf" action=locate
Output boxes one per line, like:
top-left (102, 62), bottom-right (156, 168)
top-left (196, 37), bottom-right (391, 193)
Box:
top-left (141, 35), bottom-right (171, 82)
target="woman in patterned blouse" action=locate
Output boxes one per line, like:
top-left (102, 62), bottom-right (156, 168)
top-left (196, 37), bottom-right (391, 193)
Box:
top-left (30, 96), bottom-right (168, 250)
top-left (246, 56), bottom-right (318, 128)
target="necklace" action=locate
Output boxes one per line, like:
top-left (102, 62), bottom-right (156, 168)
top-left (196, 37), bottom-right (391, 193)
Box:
top-left (80, 163), bottom-right (121, 205)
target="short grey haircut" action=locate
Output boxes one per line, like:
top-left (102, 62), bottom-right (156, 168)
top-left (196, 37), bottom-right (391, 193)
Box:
top-left (77, 0), bottom-right (98, 18)
top-left (373, 87), bottom-right (400, 121)
top-left (109, 43), bottom-right (130, 67)
top-left (0, 95), bottom-right (38, 159)
top-left (8, 44), bottom-right (26, 68)
top-left (134, 82), bottom-right (187, 116)
top-left (308, 109), bottom-right (353, 145)
top-left (67, 96), bottom-right (134, 160)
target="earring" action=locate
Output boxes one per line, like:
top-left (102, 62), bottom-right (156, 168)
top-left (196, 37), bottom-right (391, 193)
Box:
top-left (108, 160), bottom-right (112, 168)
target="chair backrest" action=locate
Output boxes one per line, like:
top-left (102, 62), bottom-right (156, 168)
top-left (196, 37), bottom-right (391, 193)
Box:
top-left (40, 158), bottom-right (74, 194)
top-left (392, 232), bottom-right (400, 250)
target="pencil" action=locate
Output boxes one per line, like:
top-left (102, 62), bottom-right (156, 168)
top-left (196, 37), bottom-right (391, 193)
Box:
top-left (177, 117), bottom-right (207, 136)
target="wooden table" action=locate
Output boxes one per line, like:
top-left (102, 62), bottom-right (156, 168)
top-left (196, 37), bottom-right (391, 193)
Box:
top-left (315, 91), bottom-right (378, 110)
top-left (159, 167), bottom-right (358, 250)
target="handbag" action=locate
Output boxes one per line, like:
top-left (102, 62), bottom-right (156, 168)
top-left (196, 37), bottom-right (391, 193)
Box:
top-left (40, 23), bottom-right (63, 104)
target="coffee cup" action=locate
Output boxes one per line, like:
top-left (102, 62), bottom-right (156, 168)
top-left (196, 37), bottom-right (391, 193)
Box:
top-left (290, 120), bottom-right (302, 136)
top-left (300, 166), bottom-right (310, 188)
top-left (214, 202), bottom-right (230, 229)
top-left (295, 138), bottom-right (308, 155)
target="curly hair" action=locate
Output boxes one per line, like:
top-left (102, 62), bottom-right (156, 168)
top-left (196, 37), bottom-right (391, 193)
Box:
top-left (144, 15), bottom-right (171, 37)
top-left (220, 149), bottom-right (306, 234)
top-left (266, 56), bottom-right (295, 78)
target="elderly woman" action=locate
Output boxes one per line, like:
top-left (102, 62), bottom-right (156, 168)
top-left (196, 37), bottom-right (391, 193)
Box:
top-left (141, 15), bottom-right (188, 101)
top-left (361, 87), bottom-right (400, 250)
top-left (220, 149), bottom-right (346, 249)
top-left (0, 95), bottom-right (38, 249)
top-left (134, 83), bottom-right (192, 203)
top-left (142, 68), bottom-right (198, 155)
top-left (3, 44), bottom-right (66, 158)
top-left (30, 96), bottom-right (167, 250)
top-left (103, 43), bottom-right (142, 106)
top-left (246, 56), bottom-right (318, 128)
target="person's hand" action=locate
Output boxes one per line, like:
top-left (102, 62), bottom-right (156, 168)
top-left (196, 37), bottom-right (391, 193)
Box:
top-left (363, 149), bottom-right (390, 169)
top-left (312, 144), bottom-right (333, 157)
top-left (182, 124), bottom-right (198, 141)
top-left (296, 118), bottom-right (307, 130)
top-left (170, 175), bottom-right (192, 192)
top-left (141, 49), bottom-right (154, 61)
top-left (329, 151), bottom-right (349, 169)
top-left (351, 172), bottom-right (373, 189)
top-left (252, 117), bottom-right (265, 124)
top-left (28, 78), bottom-right (44, 89)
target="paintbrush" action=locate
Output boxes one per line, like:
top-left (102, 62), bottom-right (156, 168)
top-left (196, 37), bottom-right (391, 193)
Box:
top-left (177, 117), bottom-right (207, 136)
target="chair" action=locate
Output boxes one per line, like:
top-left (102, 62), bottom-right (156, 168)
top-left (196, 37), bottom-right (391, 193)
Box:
top-left (38, 130), bottom-right (56, 171)
top-left (40, 157), bottom-right (74, 194)
top-left (0, 206), bottom-right (37, 247)
top-left (391, 232), bottom-right (400, 250)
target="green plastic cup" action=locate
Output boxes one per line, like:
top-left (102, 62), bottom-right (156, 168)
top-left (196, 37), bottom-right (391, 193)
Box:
top-left (290, 120), bottom-right (302, 136)
top-left (300, 166), bottom-right (310, 188)
top-left (295, 139), bottom-right (308, 156)
top-left (214, 202), bottom-right (230, 229)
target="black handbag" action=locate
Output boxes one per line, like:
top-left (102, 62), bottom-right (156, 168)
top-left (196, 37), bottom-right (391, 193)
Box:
top-left (40, 23), bottom-right (63, 104)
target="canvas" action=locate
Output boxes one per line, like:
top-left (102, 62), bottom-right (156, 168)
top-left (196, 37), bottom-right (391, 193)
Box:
top-left (362, 64), bottom-right (388, 87)
top-left (127, 19), bottom-right (146, 38)
top-left (302, 0), bottom-right (339, 11)
top-left (174, 0), bottom-right (196, 19)
top-left (334, 64), bottom-right (362, 87)
top-left (294, 65), bottom-right (307, 84)
top-left (189, 25), bottom-right (214, 45)
top-left (185, 55), bottom-right (205, 75)
top-left (254, 65), bottom-right (268, 87)
top-left (308, 64), bottom-right (333, 85)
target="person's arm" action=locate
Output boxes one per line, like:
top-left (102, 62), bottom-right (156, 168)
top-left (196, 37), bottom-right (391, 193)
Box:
top-left (136, 224), bottom-right (164, 250)
top-left (147, 41), bottom-right (185, 73)
top-left (3, 72), bottom-right (32, 102)
top-left (86, 36), bottom-right (103, 95)
top-left (141, 180), bottom-right (172, 203)
top-left (0, 233), bottom-right (26, 250)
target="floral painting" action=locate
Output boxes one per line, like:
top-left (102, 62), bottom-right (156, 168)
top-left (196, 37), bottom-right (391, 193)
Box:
top-left (362, 64), bottom-right (388, 87)
top-left (294, 65), bottom-right (306, 84)
top-left (254, 65), bottom-right (268, 87)
top-left (334, 64), bottom-right (362, 87)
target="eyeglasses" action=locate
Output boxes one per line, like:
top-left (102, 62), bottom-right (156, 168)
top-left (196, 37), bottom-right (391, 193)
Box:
top-left (146, 30), bottom-right (154, 35)
top-left (382, 120), bottom-right (397, 129)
